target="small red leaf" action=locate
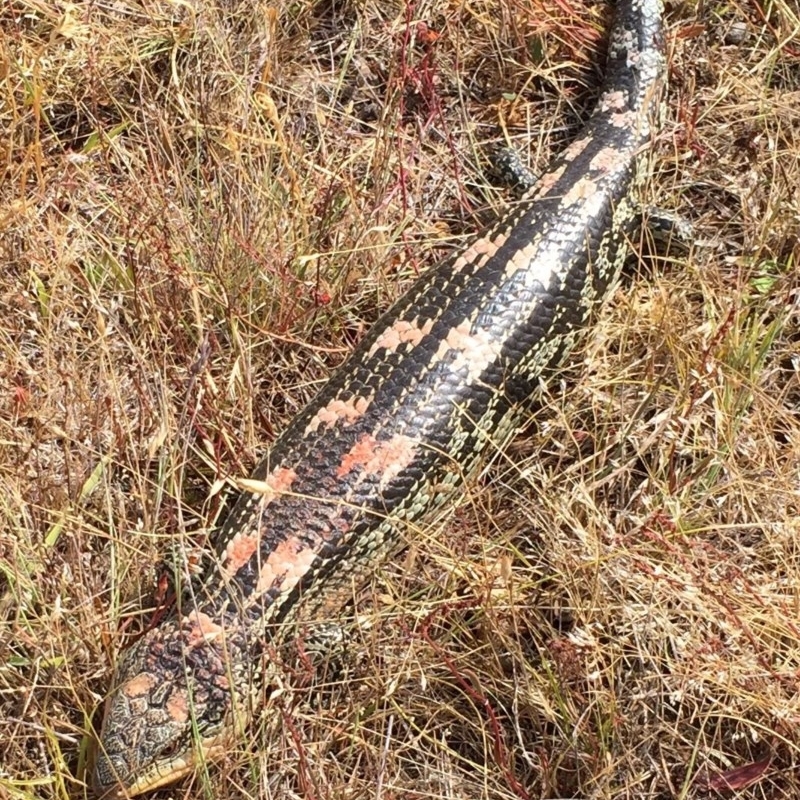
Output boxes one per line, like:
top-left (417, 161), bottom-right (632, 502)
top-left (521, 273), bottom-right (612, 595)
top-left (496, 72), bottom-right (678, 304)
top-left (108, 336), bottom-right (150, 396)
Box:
top-left (703, 755), bottom-right (771, 791)
top-left (676, 23), bottom-right (705, 40)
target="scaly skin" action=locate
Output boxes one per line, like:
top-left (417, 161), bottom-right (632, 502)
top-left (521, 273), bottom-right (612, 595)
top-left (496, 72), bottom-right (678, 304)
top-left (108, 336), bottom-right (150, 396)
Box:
top-left (94, 0), bottom-right (666, 794)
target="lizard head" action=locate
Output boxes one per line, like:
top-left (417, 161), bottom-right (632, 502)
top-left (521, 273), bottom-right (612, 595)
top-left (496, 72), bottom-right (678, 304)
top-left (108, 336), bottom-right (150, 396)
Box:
top-left (93, 612), bottom-right (242, 797)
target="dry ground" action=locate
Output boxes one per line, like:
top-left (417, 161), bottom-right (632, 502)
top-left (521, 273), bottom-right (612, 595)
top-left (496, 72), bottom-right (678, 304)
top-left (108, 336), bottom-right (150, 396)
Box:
top-left (2, 0), bottom-right (800, 798)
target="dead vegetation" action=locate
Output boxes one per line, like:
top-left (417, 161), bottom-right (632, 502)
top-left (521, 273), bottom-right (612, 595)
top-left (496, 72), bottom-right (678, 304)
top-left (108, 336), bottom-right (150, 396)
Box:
top-left (2, 0), bottom-right (800, 797)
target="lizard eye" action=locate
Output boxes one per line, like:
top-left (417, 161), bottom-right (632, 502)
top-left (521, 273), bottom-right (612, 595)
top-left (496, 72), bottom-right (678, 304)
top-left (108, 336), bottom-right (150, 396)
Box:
top-left (157, 735), bottom-right (188, 762)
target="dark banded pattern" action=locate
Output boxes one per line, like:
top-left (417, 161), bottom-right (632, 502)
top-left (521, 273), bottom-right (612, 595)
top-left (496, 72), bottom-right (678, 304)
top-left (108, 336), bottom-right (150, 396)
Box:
top-left (94, 0), bottom-right (666, 794)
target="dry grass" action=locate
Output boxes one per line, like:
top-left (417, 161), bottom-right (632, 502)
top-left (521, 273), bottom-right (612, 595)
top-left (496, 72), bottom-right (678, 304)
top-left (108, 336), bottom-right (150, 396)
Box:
top-left (2, 0), bottom-right (800, 798)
